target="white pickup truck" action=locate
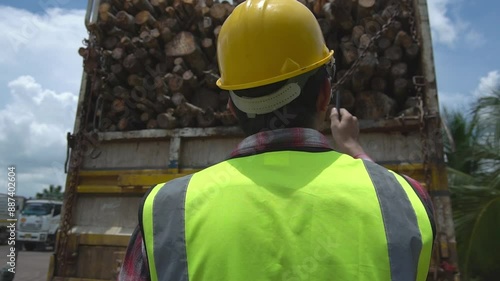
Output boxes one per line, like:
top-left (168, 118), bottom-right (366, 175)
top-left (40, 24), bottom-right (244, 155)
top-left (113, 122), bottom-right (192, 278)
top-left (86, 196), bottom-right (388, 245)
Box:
top-left (17, 199), bottom-right (62, 251)
top-left (0, 193), bottom-right (25, 245)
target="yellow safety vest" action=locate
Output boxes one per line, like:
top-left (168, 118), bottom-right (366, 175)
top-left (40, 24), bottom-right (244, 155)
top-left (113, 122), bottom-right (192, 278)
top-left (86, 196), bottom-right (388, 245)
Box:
top-left (141, 150), bottom-right (434, 281)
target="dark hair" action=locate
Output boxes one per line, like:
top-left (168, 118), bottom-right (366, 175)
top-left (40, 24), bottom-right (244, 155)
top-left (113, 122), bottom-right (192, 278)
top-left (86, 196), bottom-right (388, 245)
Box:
top-left (231, 66), bottom-right (329, 136)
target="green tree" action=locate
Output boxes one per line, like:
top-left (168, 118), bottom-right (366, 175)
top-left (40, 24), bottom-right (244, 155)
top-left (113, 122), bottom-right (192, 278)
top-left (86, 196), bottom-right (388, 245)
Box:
top-left (444, 89), bottom-right (500, 281)
top-left (36, 184), bottom-right (64, 201)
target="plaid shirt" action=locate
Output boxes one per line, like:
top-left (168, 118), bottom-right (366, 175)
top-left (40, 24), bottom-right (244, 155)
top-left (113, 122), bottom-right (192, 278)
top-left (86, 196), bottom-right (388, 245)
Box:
top-left (117, 128), bottom-right (435, 281)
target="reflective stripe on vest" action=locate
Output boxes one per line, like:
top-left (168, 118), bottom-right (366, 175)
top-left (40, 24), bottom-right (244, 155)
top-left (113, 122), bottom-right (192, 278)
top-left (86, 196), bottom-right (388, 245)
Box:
top-left (142, 151), bottom-right (433, 281)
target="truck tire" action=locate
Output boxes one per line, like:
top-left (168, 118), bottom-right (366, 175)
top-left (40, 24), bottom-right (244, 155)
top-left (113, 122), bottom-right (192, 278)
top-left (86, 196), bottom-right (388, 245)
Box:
top-left (24, 242), bottom-right (36, 251)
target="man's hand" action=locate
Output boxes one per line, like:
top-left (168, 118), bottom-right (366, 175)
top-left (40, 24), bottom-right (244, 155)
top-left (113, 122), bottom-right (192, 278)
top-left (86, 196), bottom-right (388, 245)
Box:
top-left (329, 108), bottom-right (367, 157)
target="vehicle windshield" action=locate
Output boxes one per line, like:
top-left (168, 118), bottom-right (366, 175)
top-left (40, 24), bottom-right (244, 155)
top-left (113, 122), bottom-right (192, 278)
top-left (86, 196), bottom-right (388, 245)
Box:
top-left (22, 203), bottom-right (53, 216)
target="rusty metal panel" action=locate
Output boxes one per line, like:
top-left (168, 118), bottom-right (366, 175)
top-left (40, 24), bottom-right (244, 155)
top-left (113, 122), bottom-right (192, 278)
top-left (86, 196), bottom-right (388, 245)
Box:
top-left (82, 140), bottom-right (170, 169)
top-left (76, 246), bottom-right (125, 280)
top-left (179, 138), bottom-right (243, 168)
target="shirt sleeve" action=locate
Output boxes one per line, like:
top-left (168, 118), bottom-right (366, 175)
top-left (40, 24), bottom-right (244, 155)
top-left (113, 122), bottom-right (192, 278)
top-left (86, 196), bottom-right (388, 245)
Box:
top-left (117, 225), bottom-right (150, 281)
top-left (402, 175), bottom-right (437, 240)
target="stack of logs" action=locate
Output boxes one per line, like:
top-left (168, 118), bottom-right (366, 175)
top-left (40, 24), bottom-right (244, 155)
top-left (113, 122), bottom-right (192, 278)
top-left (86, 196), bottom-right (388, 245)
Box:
top-left (80, 0), bottom-right (422, 131)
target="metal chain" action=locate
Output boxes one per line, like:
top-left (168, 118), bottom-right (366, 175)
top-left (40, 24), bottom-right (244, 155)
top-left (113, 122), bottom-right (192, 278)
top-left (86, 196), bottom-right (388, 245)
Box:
top-left (56, 132), bottom-right (84, 275)
top-left (332, 3), bottom-right (401, 93)
top-left (56, 29), bottom-right (98, 276)
top-left (403, 0), bottom-right (421, 45)
top-left (402, 0), bottom-right (432, 195)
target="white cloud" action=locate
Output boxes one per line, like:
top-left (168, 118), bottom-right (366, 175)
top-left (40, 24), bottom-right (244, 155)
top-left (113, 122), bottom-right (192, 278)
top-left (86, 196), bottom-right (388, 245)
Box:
top-left (438, 91), bottom-right (475, 112)
top-left (474, 70), bottom-right (500, 97)
top-left (439, 70), bottom-right (500, 112)
top-left (0, 5), bottom-right (86, 198)
top-left (0, 6), bottom-right (87, 99)
top-left (0, 76), bottom-right (77, 197)
top-left (427, 0), bottom-right (485, 48)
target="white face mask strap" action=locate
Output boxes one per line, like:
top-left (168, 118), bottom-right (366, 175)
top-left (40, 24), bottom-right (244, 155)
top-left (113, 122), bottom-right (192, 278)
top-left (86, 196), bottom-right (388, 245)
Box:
top-left (229, 68), bottom-right (319, 118)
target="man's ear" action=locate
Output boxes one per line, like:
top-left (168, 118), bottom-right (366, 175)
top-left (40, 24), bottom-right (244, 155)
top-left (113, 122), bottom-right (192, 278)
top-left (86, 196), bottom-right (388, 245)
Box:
top-left (227, 99), bottom-right (237, 118)
top-left (316, 77), bottom-right (331, 112)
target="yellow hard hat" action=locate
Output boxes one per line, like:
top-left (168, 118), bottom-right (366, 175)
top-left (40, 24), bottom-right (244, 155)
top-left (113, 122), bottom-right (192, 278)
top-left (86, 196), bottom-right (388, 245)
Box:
top-left (216, 0), bottom-right (334, 90)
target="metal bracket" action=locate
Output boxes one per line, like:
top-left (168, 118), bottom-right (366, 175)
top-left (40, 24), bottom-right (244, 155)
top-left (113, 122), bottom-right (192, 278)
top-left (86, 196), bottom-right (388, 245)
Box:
top-left (412, 76), bottom-right (427, 87)
top-left (64, 133), bottom-right (75, 173)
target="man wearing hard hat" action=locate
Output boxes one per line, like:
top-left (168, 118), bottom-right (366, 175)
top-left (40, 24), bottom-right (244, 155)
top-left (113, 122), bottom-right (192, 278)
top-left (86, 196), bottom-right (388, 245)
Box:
top-left (119, 0), bottom-right (435, 280)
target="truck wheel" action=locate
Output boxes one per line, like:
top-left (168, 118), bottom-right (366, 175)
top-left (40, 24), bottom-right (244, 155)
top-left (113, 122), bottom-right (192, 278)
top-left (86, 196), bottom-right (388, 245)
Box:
top-left (24, 242), bottom-right (36, 251)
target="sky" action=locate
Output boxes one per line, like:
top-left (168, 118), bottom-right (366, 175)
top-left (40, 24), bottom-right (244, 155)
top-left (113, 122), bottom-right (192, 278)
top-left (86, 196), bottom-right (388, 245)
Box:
top-left (1, 0), bottom-right (499, 198)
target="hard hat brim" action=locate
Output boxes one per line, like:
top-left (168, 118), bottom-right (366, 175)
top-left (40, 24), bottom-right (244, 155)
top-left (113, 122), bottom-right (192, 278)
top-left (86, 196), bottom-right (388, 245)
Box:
top-left (217, 50), bottom-right (334, 90)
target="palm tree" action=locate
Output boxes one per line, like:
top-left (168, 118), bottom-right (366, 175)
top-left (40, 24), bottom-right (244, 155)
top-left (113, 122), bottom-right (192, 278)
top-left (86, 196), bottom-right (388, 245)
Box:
top-left (36, 185), bottom-right (64, 200)
top-left (444, 89), bottom-right (500, 281)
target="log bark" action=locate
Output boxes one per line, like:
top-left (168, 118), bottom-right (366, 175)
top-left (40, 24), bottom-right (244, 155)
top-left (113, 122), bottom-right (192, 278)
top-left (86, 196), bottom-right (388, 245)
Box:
top-left (103, 36), bottom-right (119, 50)
top-left (352, 69), bottom-right (370, 93)
top-left (395, 30), bottom-right (413, 49)
top-left (201, 38), bottom-right (216, 59)
top-left (214, 110), bottom-right (237, 125)
top-left (172, 92), bottom-right (187, 106)
top-left (173, 64), bottom-right (185, 76)
top-left (338, 88), bottom-right (355, 111)
top-left (203, 69), bottom-right (220, 89)
top-left (157, 109), bottom-right (178, 129)
top-left (128, 74), bottom-right (144, 87)
top-left (364, 19), bottom-right (380, 36)
top-left (393, 78), bottom-right (409, 103)
top-left (357, 0), bottom-right (375, 20)
top-left (123, 54), bottom-right (144, 73)
top-left (351, 25), bottom-right (365, 47)
top-left (112, 99), bottom-right (126, 113)
top-left (133, 0), bottom-right (156, 15)
top-left (198, 16), bottom-right (214, 37)
top-left (405, 43), bottom-right (419, 61)
top-left (197, 107), bottom-right (216, 127)
top-left (371, 76), bottom-right (387, 92)
top-left (112, 47), bottom-right (125, 60)
top-left (165, 73), bottom-right (185, 94)
top-left (111, 64), bottom-right (127, 81)
top-left (135, 11), bottom-right (157, 26)
top-left (210, 3), bottom-right (227, 24)
top-left (383, 20), bottom-right (402, 42)
top-left (151, 0), bottom-right (168, 13)
top-left (355, 91), bottom-right (397, 119)
top-left (358, 34), bottom-right (373, 52)
top-left (112, 86), bottom-right (130, 98)
top-left (376, 57), bottom-right (392, 78)
top-left (340, 40), bottom-right (358, 66)
top-left (183, 70), bottom-right (198, 89)
top-left (116, 11), bottom-right (136, 33)
top-left (99, 3), bottom-right (116, 26)
top-left (316, 18), bottom-right (330, 37)
top-left (391, 62), bottom-right (408, 79)
top-left (165, 32), bottom-right (208, 76)
top-left (176, 102), bottom-right (204, 127)
top-left (332, 0), bottom-right (354, 32)
top-left (191, 88), bottom-right (219, 110)
top-left (147, 119), bottom-right (158, 129)
top-left (384, 45), bottom-right (403, 62)
top-left (358, 52), bottom-right (378, 77)
top-left (213, 25), bottom-right (222, 40)
top-left (377, 37), bottom-right (392, 52)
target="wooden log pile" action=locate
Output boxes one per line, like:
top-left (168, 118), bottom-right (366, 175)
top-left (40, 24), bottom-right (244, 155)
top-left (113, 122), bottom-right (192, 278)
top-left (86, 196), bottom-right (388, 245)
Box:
top-left (80, 0), bottom-right (421, 131)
